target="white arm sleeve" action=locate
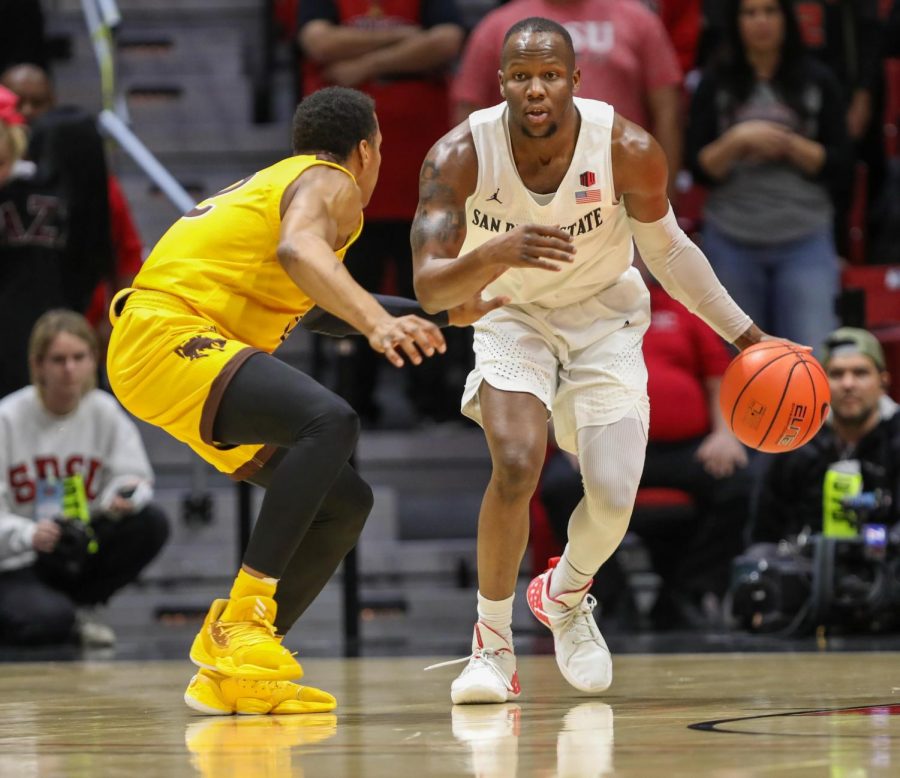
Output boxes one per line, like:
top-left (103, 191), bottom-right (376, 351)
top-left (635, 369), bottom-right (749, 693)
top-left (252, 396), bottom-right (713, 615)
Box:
top-left (629, 205), bottom-right (753, 342)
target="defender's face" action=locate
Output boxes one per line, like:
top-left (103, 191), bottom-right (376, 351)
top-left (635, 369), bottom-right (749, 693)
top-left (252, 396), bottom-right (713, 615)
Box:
top-left (357, 118), bottom-right (383, 208)
top-left (499, 32), bottom-right (579, 139)
top-left (826, 353), bottom-right (886, 427)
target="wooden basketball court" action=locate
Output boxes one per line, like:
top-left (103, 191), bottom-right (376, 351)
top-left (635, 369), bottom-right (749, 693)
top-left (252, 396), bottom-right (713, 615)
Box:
top-left (0, 652), bottom-right (897, 776)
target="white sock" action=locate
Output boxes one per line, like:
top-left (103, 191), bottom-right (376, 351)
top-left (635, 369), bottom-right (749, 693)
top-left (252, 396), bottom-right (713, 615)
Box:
top-left (549, 548), bottom-right (593, 599)
top-left (476, 591), bottom-right (514, 644)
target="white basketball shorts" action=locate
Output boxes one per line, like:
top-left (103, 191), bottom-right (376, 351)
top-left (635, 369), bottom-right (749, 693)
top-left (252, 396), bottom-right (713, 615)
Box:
top-left (461, 287), bottom-right (651, 454)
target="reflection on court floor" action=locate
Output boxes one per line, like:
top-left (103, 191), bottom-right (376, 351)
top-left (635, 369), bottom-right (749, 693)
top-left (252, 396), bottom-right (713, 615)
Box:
top-left (0, 653), bottom-right (897, 777)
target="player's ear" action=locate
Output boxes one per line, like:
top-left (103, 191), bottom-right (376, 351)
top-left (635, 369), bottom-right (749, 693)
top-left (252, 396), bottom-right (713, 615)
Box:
top-left (497, 69), bottom-right (505, 99)
top-left (572, 66), bottom-right (581, 94)
top-left (357, 137), bottom-right (370, 167)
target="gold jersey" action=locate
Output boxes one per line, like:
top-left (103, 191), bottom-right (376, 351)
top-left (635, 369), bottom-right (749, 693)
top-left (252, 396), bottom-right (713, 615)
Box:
top-left (132, 155), bottom-right (363, 352)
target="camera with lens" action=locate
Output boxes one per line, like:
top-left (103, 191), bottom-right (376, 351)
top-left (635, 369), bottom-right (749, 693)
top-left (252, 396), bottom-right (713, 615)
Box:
top-left (36, 517), bottom-right (96, 581)
top-left (34, 475), bottom-right (98, 583)
top-left (729, 487), bottom-right (898, 635)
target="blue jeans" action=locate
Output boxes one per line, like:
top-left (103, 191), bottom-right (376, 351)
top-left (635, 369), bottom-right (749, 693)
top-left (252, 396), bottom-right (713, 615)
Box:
top-left (702, 222), bottom-right (839, 348)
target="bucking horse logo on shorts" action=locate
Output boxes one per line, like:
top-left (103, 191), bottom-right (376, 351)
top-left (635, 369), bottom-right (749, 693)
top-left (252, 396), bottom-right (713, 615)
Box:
top-left (175, 334), bottom-right (227, 360)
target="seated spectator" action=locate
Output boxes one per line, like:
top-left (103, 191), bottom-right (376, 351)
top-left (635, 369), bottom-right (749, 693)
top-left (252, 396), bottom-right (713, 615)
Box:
top-left (686, 0), bottom-right (853, 349)
top-left (751, 327), bottom-right (899, 543)
top-left (0, 310), bottom-right (168, 647)
top-left (540, 264), bottom-right (753, 630)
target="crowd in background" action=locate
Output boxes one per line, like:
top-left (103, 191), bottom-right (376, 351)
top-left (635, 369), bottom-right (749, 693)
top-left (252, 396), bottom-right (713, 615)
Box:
top-left (0, 0), bottom-right (898, 641)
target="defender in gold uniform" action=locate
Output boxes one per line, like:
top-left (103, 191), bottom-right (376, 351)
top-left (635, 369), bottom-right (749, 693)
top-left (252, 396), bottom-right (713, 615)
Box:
top-left (108, 154), bottom-right (365, 477)
top-left (107, 88), bottom-right (451, 715)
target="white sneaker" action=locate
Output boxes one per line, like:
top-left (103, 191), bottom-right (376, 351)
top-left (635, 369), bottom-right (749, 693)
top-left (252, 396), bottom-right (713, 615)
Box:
top-left (426, 622), bottom-right (521, 705)
top-left (527, 559), bottom-right (612, 693)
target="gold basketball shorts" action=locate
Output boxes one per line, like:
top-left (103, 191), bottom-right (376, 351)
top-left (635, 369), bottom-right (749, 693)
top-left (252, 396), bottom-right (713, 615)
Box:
top-left (107, 289), bottom-right (276, 479)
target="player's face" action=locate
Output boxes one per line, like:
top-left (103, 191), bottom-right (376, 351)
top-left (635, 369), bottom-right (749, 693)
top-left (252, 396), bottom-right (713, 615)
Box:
top-left (34, 332), bottom-right (96, 410)
top-left (356, 117), bottom-right (383, 208)
top-left (738, 0), bottom-right (785, 56)
top-left (826, 353), bottom-right (886, 427)
top-left (499, 32), bottom-right (579, 139)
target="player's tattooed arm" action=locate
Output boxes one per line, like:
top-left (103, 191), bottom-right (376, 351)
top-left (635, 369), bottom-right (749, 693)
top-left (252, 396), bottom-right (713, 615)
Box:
top-left (411, 126), bottom-right (507, 313)
top-left (411, 157), bottom-right (467, 256)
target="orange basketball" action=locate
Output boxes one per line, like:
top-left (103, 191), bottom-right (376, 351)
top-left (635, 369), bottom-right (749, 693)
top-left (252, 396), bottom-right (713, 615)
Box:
top-left (719, 342), bottom-right (831, 453)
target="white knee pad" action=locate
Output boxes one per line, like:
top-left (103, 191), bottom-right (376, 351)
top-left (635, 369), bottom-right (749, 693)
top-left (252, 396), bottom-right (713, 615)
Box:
top-left (565, 413), bottom-right (647, 574)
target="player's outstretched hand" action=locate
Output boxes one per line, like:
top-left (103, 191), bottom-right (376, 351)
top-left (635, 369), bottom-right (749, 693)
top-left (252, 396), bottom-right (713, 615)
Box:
top-left (369, 315), bottom-right (447, 367)
top-left (486, 224), bottom-right (575, 272)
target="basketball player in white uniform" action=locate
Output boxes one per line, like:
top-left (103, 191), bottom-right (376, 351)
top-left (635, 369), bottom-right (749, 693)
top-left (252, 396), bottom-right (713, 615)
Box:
top-left (412, 17), bottom-right (782, 704)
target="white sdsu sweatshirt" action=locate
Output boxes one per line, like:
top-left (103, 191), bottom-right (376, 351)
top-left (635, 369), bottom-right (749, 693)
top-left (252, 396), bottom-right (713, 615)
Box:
top-left (0, 387), bottom-right (154, 572)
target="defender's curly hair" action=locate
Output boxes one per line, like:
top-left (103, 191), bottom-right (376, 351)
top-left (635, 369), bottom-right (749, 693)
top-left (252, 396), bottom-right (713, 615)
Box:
top-left (291, 87), bottom-right (376, 161)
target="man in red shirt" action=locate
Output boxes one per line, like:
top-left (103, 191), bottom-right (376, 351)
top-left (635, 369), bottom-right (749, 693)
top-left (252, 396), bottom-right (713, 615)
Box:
top-left (453, 0), bottom-right (684, 197)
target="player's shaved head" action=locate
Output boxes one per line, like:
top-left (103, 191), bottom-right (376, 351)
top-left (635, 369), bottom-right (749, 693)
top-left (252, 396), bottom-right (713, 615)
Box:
top-left (501, 17), bottom-right (575, 70)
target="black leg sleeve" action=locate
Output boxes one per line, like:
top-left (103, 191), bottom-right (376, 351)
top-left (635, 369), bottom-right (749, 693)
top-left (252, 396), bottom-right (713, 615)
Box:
top-left (213, 353), bottom-right (365, 578)
top-left (272, 463), bottom-right (373, 633)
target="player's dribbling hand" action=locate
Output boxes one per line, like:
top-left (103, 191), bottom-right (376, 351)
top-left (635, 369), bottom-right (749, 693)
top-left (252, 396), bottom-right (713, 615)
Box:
top-left (369, 315), bottom-right (447, 367)
top-left (486, 224), bottom-right (575, 271)
top-left (734, 325), bottom-right (812, 353)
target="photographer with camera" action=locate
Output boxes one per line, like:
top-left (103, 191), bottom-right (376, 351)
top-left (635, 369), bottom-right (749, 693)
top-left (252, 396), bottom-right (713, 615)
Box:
top-left (735, 327), bottom-right (899, 633)
top-left (0, 310), bottom-right (168, 646)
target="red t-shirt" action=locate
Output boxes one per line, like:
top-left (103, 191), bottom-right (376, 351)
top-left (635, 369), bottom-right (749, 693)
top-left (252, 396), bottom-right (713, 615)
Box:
top-left (645, 285), bottom-right (731, 441)
top-left (453, 0), bottom-right (682, 129)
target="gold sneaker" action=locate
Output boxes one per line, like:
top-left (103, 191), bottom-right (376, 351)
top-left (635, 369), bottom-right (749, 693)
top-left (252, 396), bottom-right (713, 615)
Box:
top-left (184, 668), bottom-right (337, 715)
top-left (189, 598), bottom-right (303, 680)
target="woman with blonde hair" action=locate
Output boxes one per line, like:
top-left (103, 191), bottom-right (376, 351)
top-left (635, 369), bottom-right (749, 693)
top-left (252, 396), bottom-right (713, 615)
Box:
top-left (0, 309), bottom-right (169, 647)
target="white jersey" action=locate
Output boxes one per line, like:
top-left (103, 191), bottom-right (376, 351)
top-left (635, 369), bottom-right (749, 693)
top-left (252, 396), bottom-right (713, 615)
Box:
top-left (0, 387), bottom-right (154, 572)
top-left (462, 97), bottom-right (645, 309)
